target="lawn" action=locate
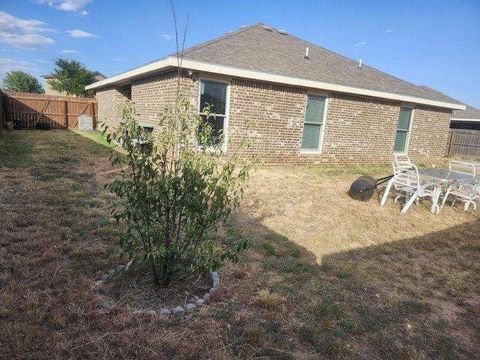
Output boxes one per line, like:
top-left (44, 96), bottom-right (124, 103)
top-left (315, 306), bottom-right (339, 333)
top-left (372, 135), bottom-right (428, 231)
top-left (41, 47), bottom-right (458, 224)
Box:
top-left (1, 130), bottom-right (479, 359)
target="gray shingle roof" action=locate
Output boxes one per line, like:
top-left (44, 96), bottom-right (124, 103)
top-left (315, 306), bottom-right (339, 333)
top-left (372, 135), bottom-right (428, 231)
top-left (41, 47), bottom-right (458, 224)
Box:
top-left (452, 104), bottom-right (480, 119)
top-left (179, 23), bottom-right (462, 105)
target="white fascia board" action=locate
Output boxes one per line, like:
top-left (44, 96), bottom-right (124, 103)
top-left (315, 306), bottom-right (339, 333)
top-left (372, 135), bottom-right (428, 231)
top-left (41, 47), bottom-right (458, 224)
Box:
top-left (451, 118), bottom-right (480, 122)
top-left (87, 56), bottom-right (466, 110)
top-left (85, 57), bottom-right (176, 90)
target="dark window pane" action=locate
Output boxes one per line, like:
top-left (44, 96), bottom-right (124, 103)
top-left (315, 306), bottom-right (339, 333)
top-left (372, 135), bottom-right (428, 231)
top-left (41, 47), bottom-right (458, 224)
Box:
top-left (140, 125), bottom-right (154, 133)
top-left (301, 124), bottom-right (321, 150)
top-left (200, 81), bottom-right (227, 115)
top-left (397, 107), bottom-right (412, 130)
top-left (305, 95), bottom-right (325, 124)
top-left (198, 114), bottom-right (224, 146)
top-left (394, 130), bottom-right (408, 152)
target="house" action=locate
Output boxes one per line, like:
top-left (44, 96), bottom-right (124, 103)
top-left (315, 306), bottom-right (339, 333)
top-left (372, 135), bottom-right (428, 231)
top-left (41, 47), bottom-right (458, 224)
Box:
top-left (44, 71), bottom-right (105, 96)
top-left (450, 105), bottom-right (480, 130)
top-left (86, 23), bottom-right (465, 164)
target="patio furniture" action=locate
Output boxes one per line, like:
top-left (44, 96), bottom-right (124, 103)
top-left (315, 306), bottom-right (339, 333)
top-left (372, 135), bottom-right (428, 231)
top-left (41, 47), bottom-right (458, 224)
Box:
top-left (439, 160), bottom-right (480, 212)
top-left (448, 160), bottom-right (478, 177)
top-left (380, 155), bottom-right (437, 213)
top-left (440, 183), bottom-right (480, 211)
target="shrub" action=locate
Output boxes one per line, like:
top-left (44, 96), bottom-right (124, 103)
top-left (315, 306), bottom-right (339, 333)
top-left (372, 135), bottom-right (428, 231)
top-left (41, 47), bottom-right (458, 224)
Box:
top-left (103, 95), bottom-right (254, 287)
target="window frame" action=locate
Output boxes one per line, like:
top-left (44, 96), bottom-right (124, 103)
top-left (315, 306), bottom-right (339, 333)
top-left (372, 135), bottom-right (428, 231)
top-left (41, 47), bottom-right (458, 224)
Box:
top-left (393, 105), bottom-right (415, 154)
top-left (197, 77), bottom-right (230, 151)
top-left (300, 93), bottom-right (329, 154)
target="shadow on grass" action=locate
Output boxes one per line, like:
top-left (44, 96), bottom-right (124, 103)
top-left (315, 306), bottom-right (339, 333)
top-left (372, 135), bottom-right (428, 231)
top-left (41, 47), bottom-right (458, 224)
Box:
top-left (222, 210), bottom-right (480, 359)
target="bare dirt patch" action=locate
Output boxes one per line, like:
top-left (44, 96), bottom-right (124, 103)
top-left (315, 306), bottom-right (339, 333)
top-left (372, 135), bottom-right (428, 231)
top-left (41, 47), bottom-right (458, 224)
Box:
top-left (101, 268), bottom-right (211, 310)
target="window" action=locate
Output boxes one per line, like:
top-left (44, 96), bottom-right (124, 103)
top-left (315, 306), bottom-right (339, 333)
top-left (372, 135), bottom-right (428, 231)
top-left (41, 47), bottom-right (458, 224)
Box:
top-left (118, 84), bottom-right (131, 100)
top-left (198, 80), bottom-right (228, 145)
top-left (394, 107), bottom-right (413, 153)
top-left (301, 95), bottom-right (326, 151)
top-left (139, 124), bottom-right (154, 133)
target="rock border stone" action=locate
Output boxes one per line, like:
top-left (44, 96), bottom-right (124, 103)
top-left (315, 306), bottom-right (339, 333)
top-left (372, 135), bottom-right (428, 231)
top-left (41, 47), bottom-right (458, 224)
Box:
top-left (95, 266), bottom-right (220, 317)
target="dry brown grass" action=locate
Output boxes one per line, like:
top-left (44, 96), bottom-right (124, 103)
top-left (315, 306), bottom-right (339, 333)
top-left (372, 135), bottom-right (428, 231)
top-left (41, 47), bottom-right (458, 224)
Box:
top-left (1, 130), bottom-right (479, 359)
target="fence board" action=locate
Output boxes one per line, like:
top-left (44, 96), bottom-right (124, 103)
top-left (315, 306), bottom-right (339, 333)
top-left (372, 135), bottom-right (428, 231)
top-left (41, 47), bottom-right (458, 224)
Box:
top-left (446, 129), bottom-right (480, 159)
top-left (2, 91), bottom-right (96, 130)
top-left (0, 90), bottom-right (4, 136)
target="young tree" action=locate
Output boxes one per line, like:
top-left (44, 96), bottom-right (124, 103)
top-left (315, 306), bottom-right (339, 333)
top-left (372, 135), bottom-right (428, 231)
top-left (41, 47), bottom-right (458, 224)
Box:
top-left (2, 71), bottom-right (44, 93)
top-left (104, 94), bottom-right (254, 287)
top-left (49, 58), bottom-right (96, 97)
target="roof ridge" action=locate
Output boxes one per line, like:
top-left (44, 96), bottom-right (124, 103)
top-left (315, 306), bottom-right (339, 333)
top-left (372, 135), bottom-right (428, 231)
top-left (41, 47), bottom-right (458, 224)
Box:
top-left (182, 24), bottom-right (422, 94)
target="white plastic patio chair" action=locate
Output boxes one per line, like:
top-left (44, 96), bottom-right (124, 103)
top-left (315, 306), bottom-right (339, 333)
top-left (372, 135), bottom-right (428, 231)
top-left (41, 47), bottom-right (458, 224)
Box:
top-left (440, 160), bottom-right (480, 212)
top-left (448, 160), bottom-right (477, 177)
top-left (440, 183), bottom-right (480, 212)
top-left (380, 155), bottom-right (438, 213)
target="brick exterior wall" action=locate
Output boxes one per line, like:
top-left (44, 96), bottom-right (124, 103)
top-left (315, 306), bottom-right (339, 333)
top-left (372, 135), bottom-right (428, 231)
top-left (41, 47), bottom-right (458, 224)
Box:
top-left (319, 94), bottom-right (400, 164)
top-left (131, 71), bottom-right (197, 137)
top-left (95, 70), bottom-right (452, 165)
top-left (96, 86), bottom-right (130, 129)
top-left (408, 106), bottom-right (452, 162)
top-left (228, 79), bottom-right (306, 163)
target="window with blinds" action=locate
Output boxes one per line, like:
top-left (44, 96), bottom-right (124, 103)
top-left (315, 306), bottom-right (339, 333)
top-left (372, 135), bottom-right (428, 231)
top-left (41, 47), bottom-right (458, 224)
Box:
top-left (301, 95), bottom-right (326, 151)
top-left (394, 107), bottom-right (413, 153)
top-left (198, 80), bottom-right (228, 145)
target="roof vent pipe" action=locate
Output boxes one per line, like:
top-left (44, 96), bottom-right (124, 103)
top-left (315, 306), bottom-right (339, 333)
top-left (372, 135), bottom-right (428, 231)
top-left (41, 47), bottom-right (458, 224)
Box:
top-left (304, 47), bottom-right (309, 59)
top-left (358, 58), bottom-right (362, 68)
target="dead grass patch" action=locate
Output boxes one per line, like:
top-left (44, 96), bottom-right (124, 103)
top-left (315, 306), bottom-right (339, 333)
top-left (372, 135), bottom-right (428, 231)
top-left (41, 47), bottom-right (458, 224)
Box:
top-left (1, 130), bottom-right (478, 359)
top-left (255, 290), bottom-right (287, 310)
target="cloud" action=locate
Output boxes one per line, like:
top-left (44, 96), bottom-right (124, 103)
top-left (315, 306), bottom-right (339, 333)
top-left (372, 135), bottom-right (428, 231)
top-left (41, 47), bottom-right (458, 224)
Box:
top-left (0, 58), bottom-right (39, 75)
top-left (67, 29), bottom-right (97, 38)
top-left (0, 32), bottom-right (55, 48)
top-left (0, 11), bottom-right (55, 49)
top-left (0, 11), bottom-right (52, 34)
top-left (112, 57), bottom-right (122, 62)
top-left (61, 49), bottom-right (80, 54)
top-left (161, 34), bottom-right (173, 40)
top-left (384, 29), bottom-right (393, 33)
top-left (36, 0), bottom-right (92, 14)
top-left (354, 41), bottom-right (367, 47)
top-left (0, 57), bottom-right (34, 68)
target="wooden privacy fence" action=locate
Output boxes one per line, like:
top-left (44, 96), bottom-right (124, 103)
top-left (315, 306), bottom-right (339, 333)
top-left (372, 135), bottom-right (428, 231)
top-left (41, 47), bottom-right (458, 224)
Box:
top-left (445, 129), bottom-right (480, 159)
top-left (2, 91), bottom-right (97, 129)
top-left (0, 91), bottom-right (4, 136)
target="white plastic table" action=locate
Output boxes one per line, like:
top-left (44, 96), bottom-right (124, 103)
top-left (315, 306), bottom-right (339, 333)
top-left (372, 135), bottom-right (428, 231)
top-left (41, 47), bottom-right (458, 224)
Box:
top-left (413, 168), bottom-right (480, 214)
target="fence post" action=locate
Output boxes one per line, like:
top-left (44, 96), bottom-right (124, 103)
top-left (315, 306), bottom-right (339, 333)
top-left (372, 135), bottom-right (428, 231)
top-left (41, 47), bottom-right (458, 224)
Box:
top-left (90, 102), bottom-right (95, 130)
top-left (64, 100), bottom-right (68, 128)
top-left (0, 91), bottom-right (4, 136)
top-left (446, 130), bottom-right (453, 156)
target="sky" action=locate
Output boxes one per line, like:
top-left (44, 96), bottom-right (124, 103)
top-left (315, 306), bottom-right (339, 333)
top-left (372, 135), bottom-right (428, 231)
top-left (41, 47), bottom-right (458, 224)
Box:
top-left (1, 0), bottom-right (479, 107)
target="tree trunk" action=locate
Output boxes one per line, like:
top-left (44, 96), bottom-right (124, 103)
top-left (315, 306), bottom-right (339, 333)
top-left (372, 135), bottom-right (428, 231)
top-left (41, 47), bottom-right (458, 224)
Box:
top-left (149, 258), bottom-right (160, 286)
